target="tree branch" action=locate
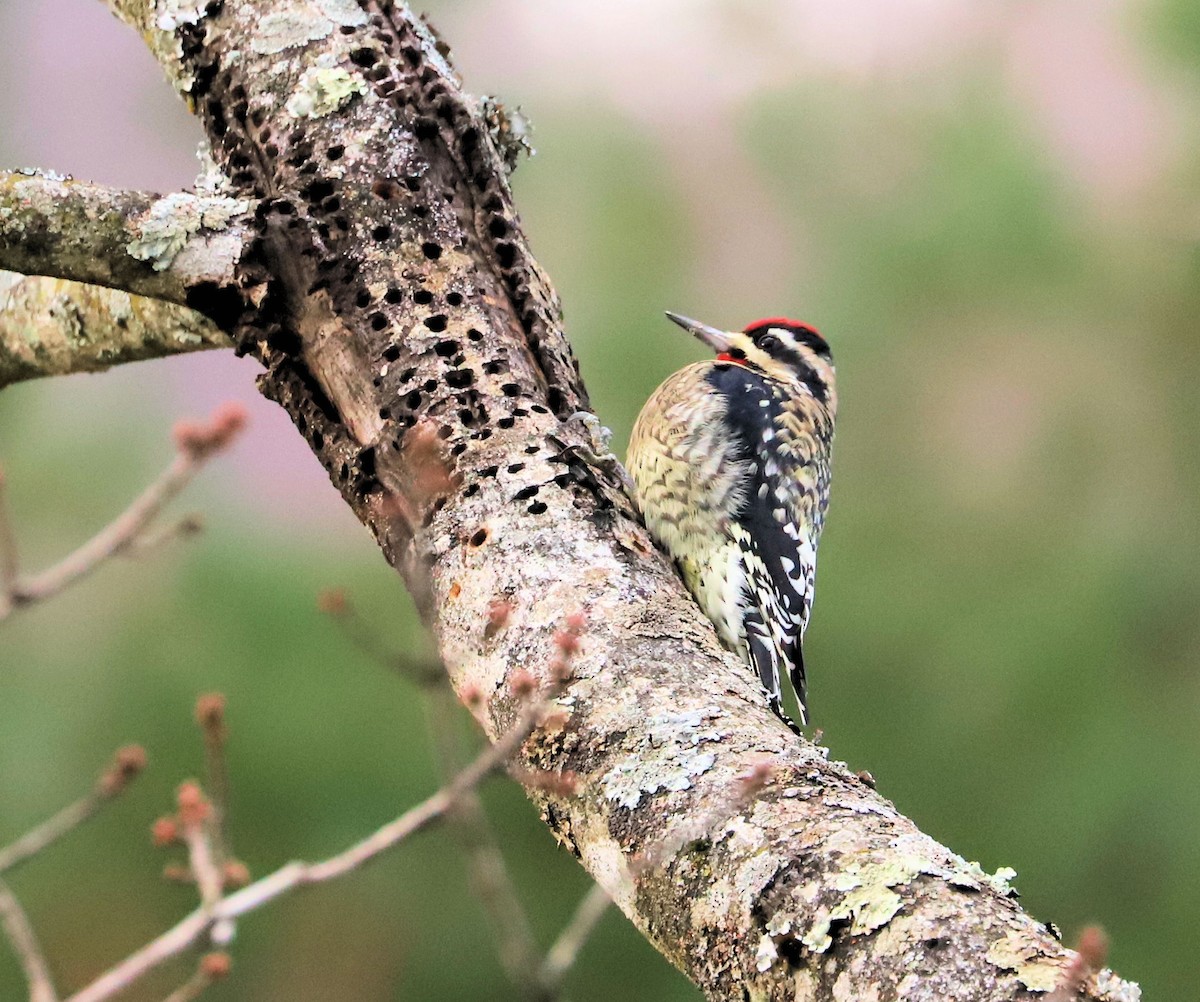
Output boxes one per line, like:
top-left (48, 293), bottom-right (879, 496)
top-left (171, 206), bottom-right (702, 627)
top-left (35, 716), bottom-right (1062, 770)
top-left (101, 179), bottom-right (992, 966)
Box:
top-left (0, 173), bottom-right (254, 309)
top-left (0, 273), bottom-right (229, 391)
top-left (66, 697), bottom-right (552, 1002)
top-left (9, 1), bottom-right (1142, 999)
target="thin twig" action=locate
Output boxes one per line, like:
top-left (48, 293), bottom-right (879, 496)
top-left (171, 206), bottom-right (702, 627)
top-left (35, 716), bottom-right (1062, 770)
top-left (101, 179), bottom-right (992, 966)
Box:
top-left (66, 700), bottom-right (548, 1002)
top-left (159, 969), bottom-right (210, 1002)
top-left (0, 746), bottom-right (147, 876)
top-left (194, 696), bottom-right (231, 861)
top-left (159, 954), bottom-right (230, 1002)
top-left (539, 883), bottom-right (612, 992)
top-left (423, 686), bottom-right (546, 1000)
top-left (123, 515), bottom-right (205, 557)
top-left (0, 876), bottom-right (58, 1002)
top-left (317, 590), bottom-right (441, 686)
top-left (0, 405), bottom-right (245, 622)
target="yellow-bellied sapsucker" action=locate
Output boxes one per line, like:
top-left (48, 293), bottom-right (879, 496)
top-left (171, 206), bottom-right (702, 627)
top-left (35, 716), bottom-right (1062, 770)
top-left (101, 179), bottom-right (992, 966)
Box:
top-left (627, 312), bottom-right (836, 727)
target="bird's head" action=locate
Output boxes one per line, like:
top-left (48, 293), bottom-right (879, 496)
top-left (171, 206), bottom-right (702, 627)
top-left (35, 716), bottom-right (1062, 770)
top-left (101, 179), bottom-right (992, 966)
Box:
top-left (665, 311), bottom-right (835, 402)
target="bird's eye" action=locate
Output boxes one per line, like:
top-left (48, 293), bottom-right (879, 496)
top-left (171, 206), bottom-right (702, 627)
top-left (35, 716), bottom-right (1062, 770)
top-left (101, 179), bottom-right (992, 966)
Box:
top-left (758, 334), bottom-right (781, 352)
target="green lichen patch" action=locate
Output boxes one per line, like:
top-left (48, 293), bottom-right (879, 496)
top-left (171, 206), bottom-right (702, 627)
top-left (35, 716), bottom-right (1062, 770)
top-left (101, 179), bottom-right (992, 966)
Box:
top-left (286, 63), bottom-right (367, 119)
top-left (126, 193), bottom-right (250, 272)
top-left (600, 705), bottom-right (726, 809)
top-left (985, 928), bottom-right (1063, 992)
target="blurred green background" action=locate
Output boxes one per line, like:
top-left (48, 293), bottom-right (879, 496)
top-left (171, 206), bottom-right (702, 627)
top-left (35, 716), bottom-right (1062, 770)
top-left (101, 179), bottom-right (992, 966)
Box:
top-left (1, 1), bottom-right (1198, 999)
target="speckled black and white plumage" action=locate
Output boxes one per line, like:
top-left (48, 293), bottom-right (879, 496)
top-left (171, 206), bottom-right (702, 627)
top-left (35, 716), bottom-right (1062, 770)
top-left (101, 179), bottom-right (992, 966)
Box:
top-left (627, 316), bottom-right (836, 726)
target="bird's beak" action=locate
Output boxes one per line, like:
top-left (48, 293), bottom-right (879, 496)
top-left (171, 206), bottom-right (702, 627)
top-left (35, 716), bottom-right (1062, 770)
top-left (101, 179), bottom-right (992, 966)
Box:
top-left (665, 311), bottom-right (732, 353)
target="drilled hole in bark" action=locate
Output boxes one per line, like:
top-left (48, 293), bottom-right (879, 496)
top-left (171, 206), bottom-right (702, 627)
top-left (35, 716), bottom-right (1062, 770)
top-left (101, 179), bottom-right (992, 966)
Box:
top-left (483, 360), bottom-right (506, 375)
top-left (489, 217), bottom-right (508, 238)
top-left (514, 485), bottom-right (539, 500)
top-left (350, 47), bottom-right (379, 67)
top-left (311, 430), bottom-right (324, 450)
top-left (414, 118), bottom-right (438, 140)
top-left (327, 144), bottom-right (345, 160)
top-left (422, 242), bottom-right (443, 260)
top-left (467, 328), bottom-right (483, 342)
top-left (464, 483), bottom-right (480, 498)
top-left (446, 291), bottom-right (463, 306)
top-left (398, 367), bottom-right (416, 382)
top-left (434, 340), bottom-right (459, 357)
top-left (372, 224), bottom-right (392, 242)
top-left (437, 425), bottom-right (453, 439)
top-left (370, 313), bottom-right (389, 332)
top-left (469, 528), bottom-right (488, 547)
top-left (501, 383), bottom-right (520, 397)
top-left (507, 463), bottom-right (525, 474)
top-left (413, 289), bottom-right (434, 305)
top-left (356, 290), bottom-right (373, 308)
top-left (480, 466), bottom-right (499, 478)
top-left (412, 205), bottom-right (429, 219)
top-left (322, 196), bottom-right (341, 212)
top-left (304, 179), bottom-right (335, 202)
top-left (264, 143), bottom-right (279, 158)
top-left (476, 429), bottom-right (493, 441)
top-left (547, 388), bottom-right (565, 414)
top-left (451, 442), bottom-right (467, 456)
top-left (527, 502), bottom-right (548, 515)
top-left (405, 390), bottom-right (422, 409)
top-left (338, 23), bottom-right (356, 34)
top-left (424, 315), bottom-right (449, 333)
top-left (382, 345), bottom-right (401, 362)
top-left (405, 175), bottom-right (422, 191)
top-left (496, 243), bottom-right (517, 269)
top-left (553, 473), bottom-right (574, 488)
top-left (382, 287), bottom-right (402, 305)
top-left (423, 379), bottom-right (438, 392)
top-left (524, 445), bottom-right (539, 455)
top-left (372, 178), bottom-right (399, 199)
top-left (445, 370), bottom-right (474, 389)
top-left (498, 417), bottom-right (515, 429)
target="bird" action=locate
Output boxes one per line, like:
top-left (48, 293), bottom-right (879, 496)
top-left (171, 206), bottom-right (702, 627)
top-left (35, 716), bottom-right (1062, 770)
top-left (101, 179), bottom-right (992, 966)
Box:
top-left (626, 312), bottom-right (837, 728)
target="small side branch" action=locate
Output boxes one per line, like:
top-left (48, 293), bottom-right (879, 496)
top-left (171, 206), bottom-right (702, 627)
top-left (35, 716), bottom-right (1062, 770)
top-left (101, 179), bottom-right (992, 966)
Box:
top-left (0, 877), bottom-right (58, 1002)
top-left (0, 747), bottom-right (147, 876)
top-left (0, 404), bottom-right (247, 621)
top-left (539, 884), bottom-right (612, 994)
top-left (67, 698), bottom-right (552, 1002)
top-left (0, 273), bottom-right (230, 391)
top-left (0, 172), bottom-right (254, 308)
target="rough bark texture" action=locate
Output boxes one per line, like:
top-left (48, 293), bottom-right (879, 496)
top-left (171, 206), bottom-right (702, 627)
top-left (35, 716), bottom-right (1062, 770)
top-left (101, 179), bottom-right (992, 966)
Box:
top-left (0, 2), bottom-right (1141, 999)
top-left (0, 273), bottom-right (228, 389)
top-left (0, 173), bottom-right (253, 307)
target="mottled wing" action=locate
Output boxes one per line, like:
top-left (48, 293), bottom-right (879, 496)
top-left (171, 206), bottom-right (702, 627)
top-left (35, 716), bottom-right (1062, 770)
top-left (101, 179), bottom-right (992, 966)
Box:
top-left (709, 364), bottom-right (823, 722)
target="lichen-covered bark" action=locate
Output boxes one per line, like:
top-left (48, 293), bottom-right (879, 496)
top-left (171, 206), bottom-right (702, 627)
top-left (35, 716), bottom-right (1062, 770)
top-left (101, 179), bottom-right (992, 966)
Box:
top-left (2, 1), bottom-right (1140, 998)
top-left (0, 273), bottom-right (228, 389)
top-left (0, 173), bottom-right (253, 308)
